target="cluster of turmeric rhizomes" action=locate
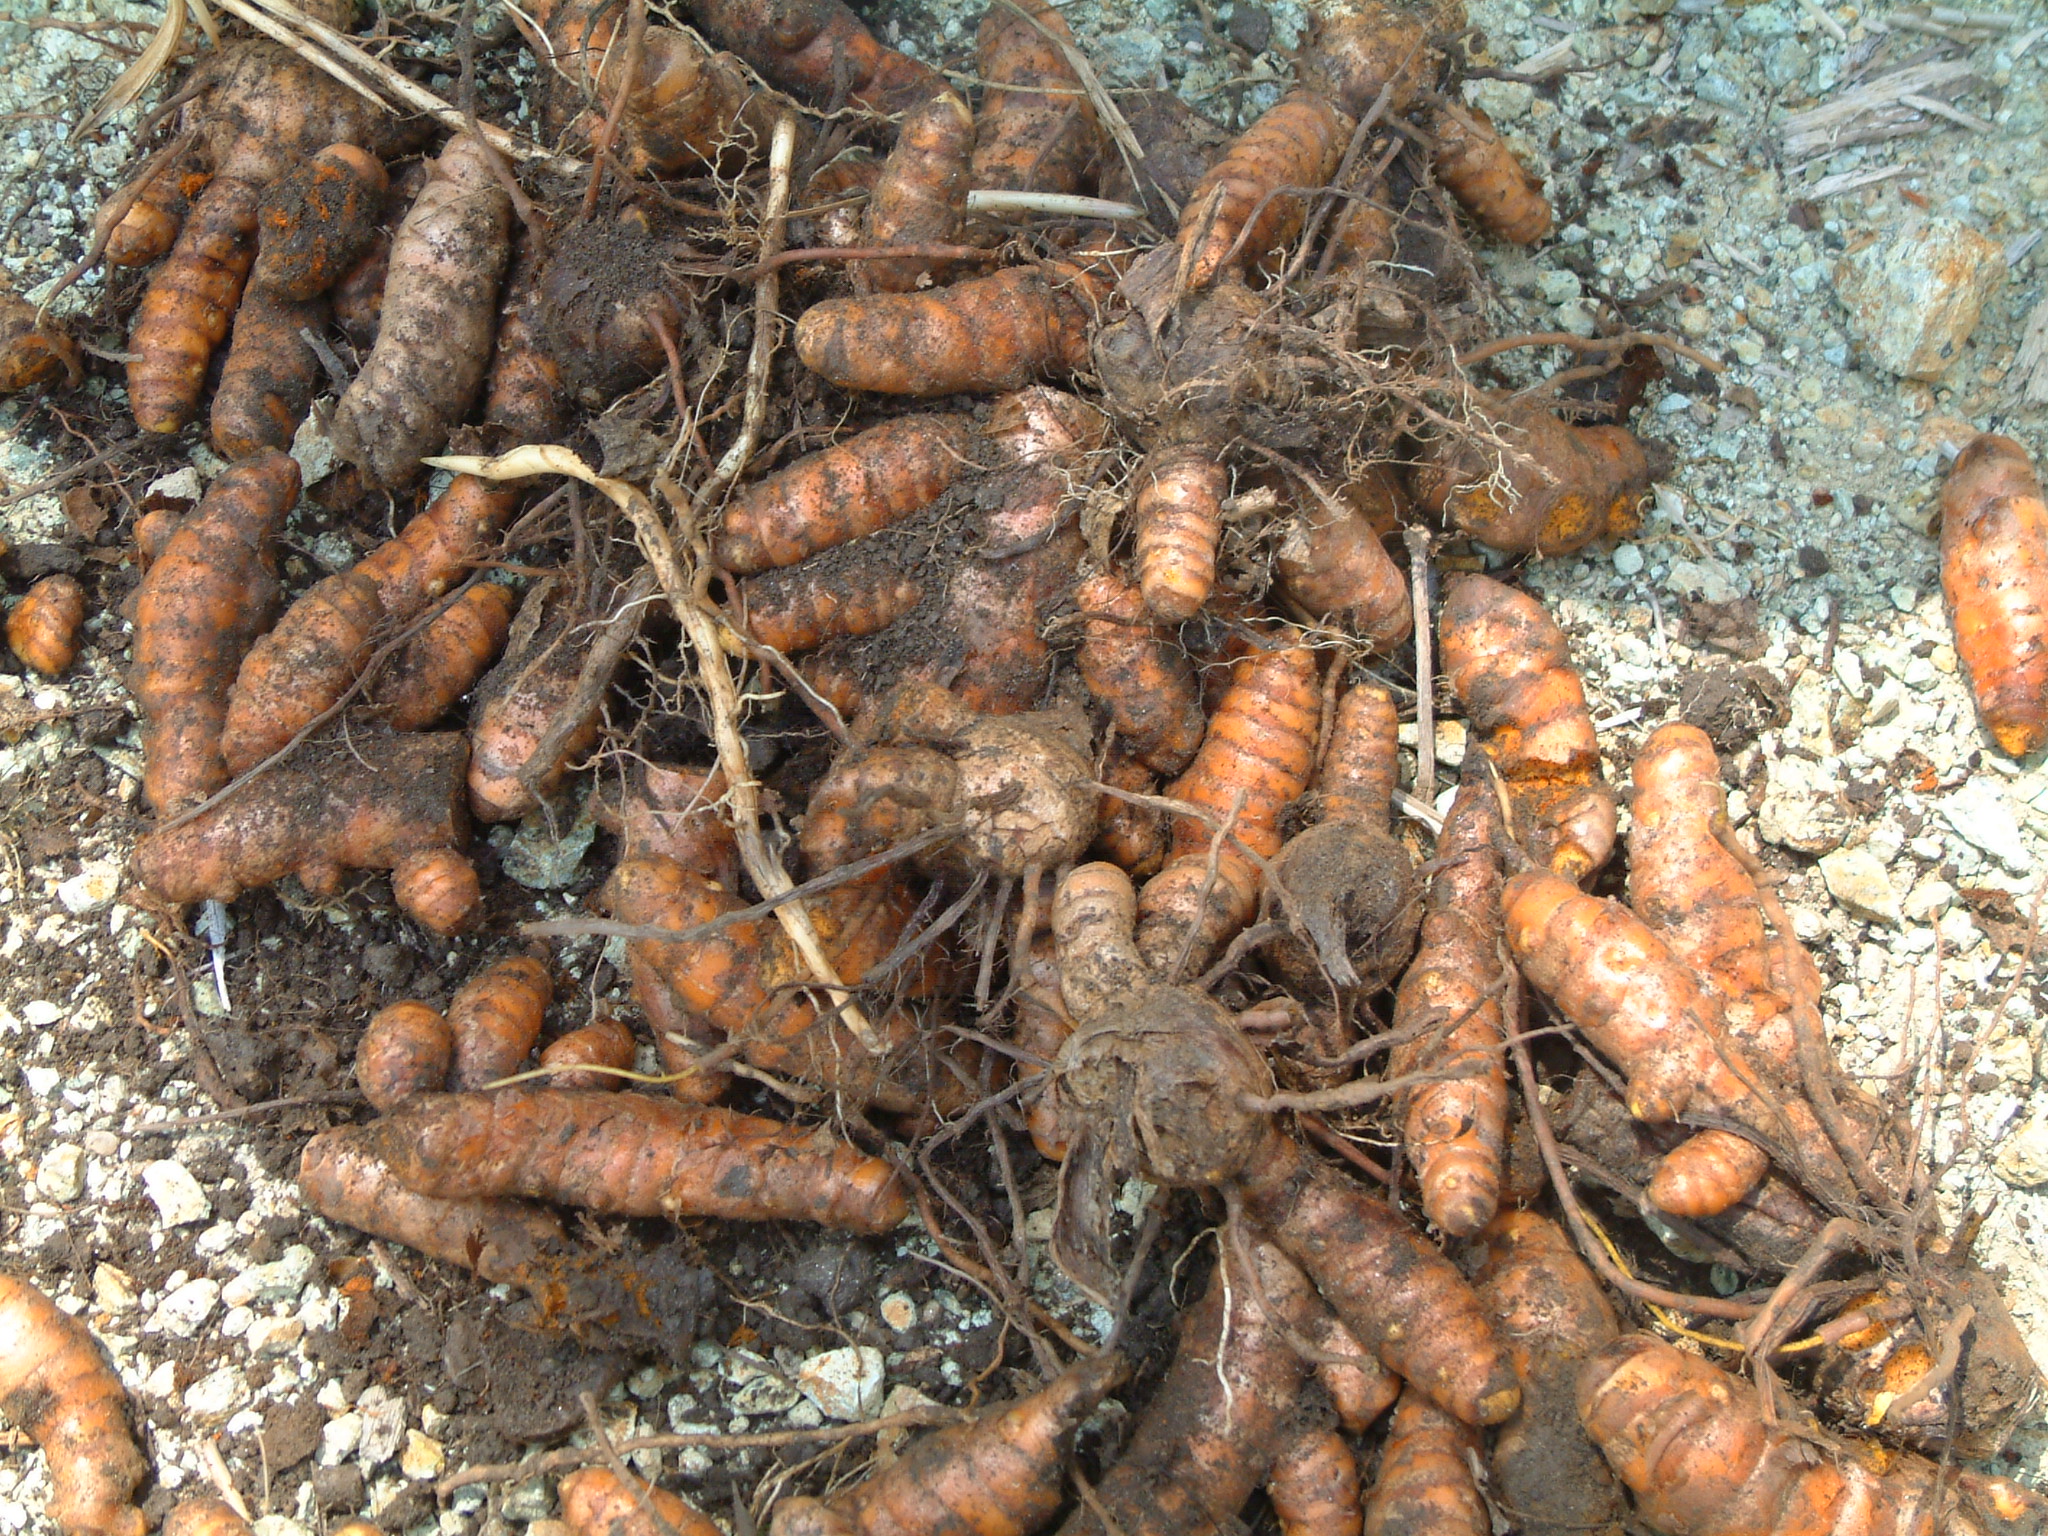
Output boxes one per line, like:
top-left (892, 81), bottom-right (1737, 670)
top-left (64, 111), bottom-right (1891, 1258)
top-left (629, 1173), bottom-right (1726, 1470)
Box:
top-left (301, 949), bottom-right (914, 1357)
top-left (87, 0), bottom-right (1663, 923)
top-left (482, 567), bottom-right (2040, 1533)
top-left (121, 455), bottom-right (556, 934)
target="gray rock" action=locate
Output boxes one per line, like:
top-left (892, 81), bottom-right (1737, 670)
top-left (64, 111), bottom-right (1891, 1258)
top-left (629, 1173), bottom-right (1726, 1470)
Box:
top-left (1818, 847), bottom-right (1901, 925)
top-left (1763, 36), bottom-right (1811, 88)
top-left (1696, 72), bottom-right (1743, 106)
top-left (494, 789), bottom-right (598, 890)
top-left (1094, 27), bottom-right (1164, 85)
top-left (723, 1350), bottom-right (801, 1416)
top-left (1665, 558), bottom-right (1744, 604)
top-left (499, 1480), bottom-right (555, 1521)
top-left (1832, 217), bottom-right (2007, 379)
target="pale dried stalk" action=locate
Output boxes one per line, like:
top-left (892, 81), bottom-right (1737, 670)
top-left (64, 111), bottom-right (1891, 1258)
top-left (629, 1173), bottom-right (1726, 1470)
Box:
top-left (1779, 60), bottom-right (1979, 161)
top-left (427, 445), bottom-right (887, 1055)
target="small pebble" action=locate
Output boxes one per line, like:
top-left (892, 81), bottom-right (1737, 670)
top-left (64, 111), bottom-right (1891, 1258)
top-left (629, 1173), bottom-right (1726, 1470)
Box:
top-left (1994, 1117), bottom-right (2048, 1188)
top-left (34, 1144), bottom-right (83, 1202)
top-left (92, 1264), bottom-right (136, 1313)
top-left (400, 1431), bottom-right (445, 1481)
top-left (797, 1346), bottom-right (885, 1421)
top-left (1818, 848), bottom-right (1901, 926)
top-left (55, 863), bottom-right (119, 916)
top-left (1612, 543), bottom-right (1645, 576)
top-left (141, 1160), bottom-right (211, 1226)
top-left (356, 1390), bottom-right (407, 1467)
top-left (147, 1276), bottom-right (220, 1338)
top-left (184, 1366), bottom-right (247, 1419)
top-left (1903, 879), bottom-right (1955, 922)
top-left (247, 1316), bottom-right (305, 1356)
top-left (1941, 783), bottom-right (2032, 874)
top-left (320, 1415), bottom-right (365, 1467)
top-left (221, 1245), bottom-right (317, 1309)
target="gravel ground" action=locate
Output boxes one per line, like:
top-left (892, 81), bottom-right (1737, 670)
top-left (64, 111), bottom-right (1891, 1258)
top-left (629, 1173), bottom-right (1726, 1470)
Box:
top-left (1, 0), bottom-right (2046, 1531)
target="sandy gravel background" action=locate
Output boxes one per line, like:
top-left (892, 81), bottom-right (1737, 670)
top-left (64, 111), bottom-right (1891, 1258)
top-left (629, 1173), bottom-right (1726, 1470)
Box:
top-left (0, 0), bottom-right (2044, 1530)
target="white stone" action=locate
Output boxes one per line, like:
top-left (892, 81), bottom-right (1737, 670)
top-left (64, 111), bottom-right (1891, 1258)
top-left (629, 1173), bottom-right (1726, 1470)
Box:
top-left (146, 467), bottom-right (205, 503)
top-left (1664, 558), bottom-right (1743, 604)
top-left (1994, 1116), bottom-right (2048, 1188)
top-left (783, 1398), bottom-right (825, 1431)
top-left (400, 1431), bottom-right (445, 1481)
top-left (1787, 671), bottom-right (1834, 751)
top-left (184, 1366), bottom-right (248, 1419)
top-left (21, 1001), bottom-right (60, 1028)
top-left (1756, 755), bottom-right (1850, 854)
top-left (246, 1316), bottom-right (305, 1356)
top-left (1612, 542), bottom-right (1645, 576)
top-left (796, 1346), bottom-right (885, 1421)
top-left (318, 1413), bottom-right (363, 1466)
top-left (1819, 848), bottom-right (1901, 926)
top-left (1941, 783), bottom-right (2032, 874)
top-left (92, 1264), bottom-right (136, 1313)
top-left (55, 863), bottom-right (120, 916)
top-left (356, 1389), bottom-right (408, 1466)
top-left (141, 1160), bottom-right (211, 1226)
top-left (221, 1245), bottom-right (317, 1309)
top-left (1903, 879), bottom-right (1955, 922)
top-left (251, 1519), bottom-right (308, 1536)
top-left (34, 1144), bottom-right (83, 1202)
top-left (147, 1277), bottom-right (220, 1338)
